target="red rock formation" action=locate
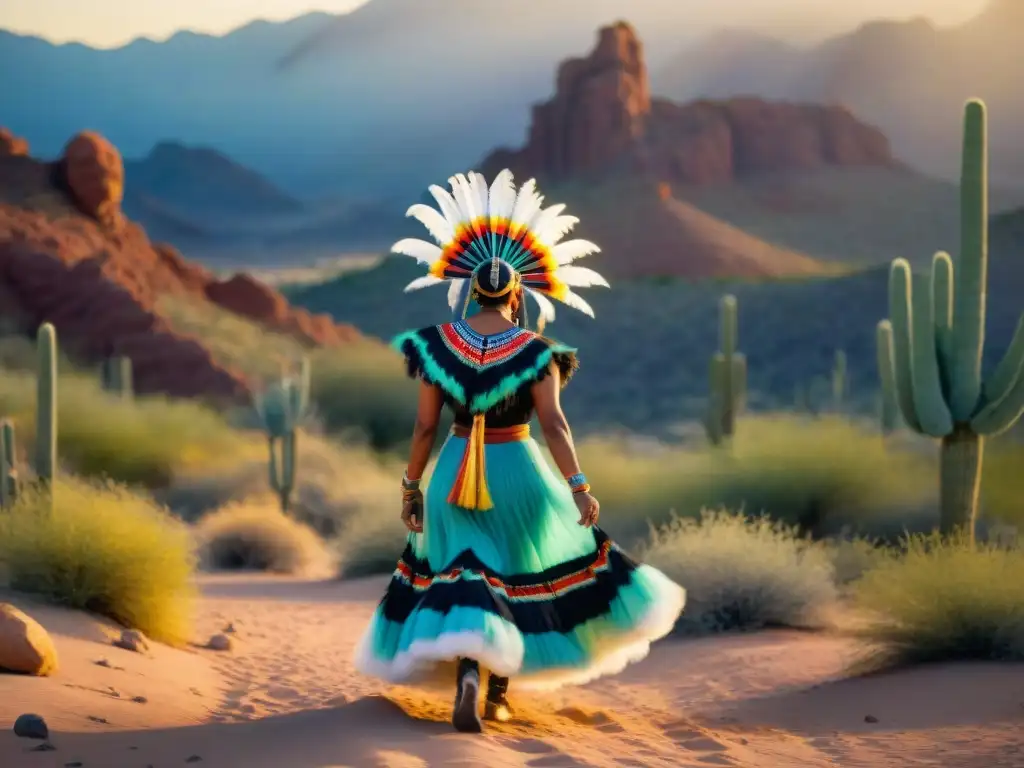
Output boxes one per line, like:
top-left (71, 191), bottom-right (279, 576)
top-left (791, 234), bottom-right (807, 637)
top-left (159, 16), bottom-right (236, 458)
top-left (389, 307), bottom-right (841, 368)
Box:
top-left (61, 132), bottom-right (125, 229)
top-left (0, 134), bottom-right (365, 403)
top-left (482, 22), bottom-right (896, 185)
top-left (0, 129), bottom-right (29, 158)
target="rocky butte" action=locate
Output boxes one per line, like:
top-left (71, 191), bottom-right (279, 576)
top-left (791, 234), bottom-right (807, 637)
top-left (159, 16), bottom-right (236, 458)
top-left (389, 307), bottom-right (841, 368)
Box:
top-left (0, 130), bottom-right (360, 401)
top-left (482, 21), bottom-right (897, 185)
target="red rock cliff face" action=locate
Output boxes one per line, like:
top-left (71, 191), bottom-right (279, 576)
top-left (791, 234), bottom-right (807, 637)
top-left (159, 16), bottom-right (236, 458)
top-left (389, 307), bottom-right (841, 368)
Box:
top-left (482, 21), bottom-right (896, 185)
top-left (0, 135), bottom-right (362, 402)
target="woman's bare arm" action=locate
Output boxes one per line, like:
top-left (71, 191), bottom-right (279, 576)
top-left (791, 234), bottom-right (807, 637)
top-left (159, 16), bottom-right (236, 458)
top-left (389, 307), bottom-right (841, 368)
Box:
top-left (532, 362), bottom-right (583, 480)
top-left (406, 381), bottom-right (443, 481)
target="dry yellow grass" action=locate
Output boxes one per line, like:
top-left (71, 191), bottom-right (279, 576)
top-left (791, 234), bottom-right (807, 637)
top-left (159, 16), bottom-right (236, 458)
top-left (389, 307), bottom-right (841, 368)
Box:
top-left (0, 477), bottom-right (197, 645)
top-left (195, 496), bottom-right (334, 576)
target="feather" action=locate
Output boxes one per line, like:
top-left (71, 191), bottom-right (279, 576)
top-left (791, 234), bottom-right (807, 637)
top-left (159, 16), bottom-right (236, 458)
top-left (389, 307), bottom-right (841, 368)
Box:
top-left (447, 278), bottom-right (467, 311)
top-left (552, 239), bottom-right (601, 265)
top-left (534, 213), bottom-right (579, 247)
top-left (559, 289), bottom-right (595, 318)
top-left (509, 178), bottom-right (543, 237)
top-left (406, 203), bottom-right (453, 245)
top-left (487, 169), bottom-right (517, 220)
top-left (555, 265), bottom-right (610, 288)
top-left (404, 275), bottom-right (444, 292)
top-left (429, 184), bottom-right (462, 229)
top-left (469, 172), bottom-right (489, 219)
top-left (391, 238), bottom-right (442, 264)
top-left (528, 204), bottom-right (565, 243)
top-left (526, 288), bottom-right (557, 322)
top-left (451, 173), bottom-right (480, 223)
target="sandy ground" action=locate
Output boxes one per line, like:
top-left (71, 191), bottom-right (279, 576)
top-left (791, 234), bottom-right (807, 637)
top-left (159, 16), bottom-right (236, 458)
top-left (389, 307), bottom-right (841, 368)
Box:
top-left (2, 574), bottom-right (1023, 768)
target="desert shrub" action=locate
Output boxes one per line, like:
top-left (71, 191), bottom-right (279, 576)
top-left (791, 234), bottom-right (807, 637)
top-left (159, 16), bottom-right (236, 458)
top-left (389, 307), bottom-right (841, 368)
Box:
top-left (165, 429), bottom-right (406, 529)
top-left (639, 510), bottom-right (838, 635)
top-left (335, 502), bottom-right (410, 578)
top-left (825, 536), bottom-right (889, 587)
top-left (0, 477), bottom-right (196, 644)
top-left (572, 415), bottom-right (937, 545)
top-left (0, 369), bottom-right (251, 487)
top-left (854, 533), bottom-right (1024, 667)
top-left (195, 497), bottom-right (333, 576)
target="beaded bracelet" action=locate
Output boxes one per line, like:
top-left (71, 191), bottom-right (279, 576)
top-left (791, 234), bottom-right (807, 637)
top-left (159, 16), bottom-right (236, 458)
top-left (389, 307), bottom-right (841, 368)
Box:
top-left (566, 472), bottom-right (588, 493)
top-left (571, 483), bottom-right (591, 495)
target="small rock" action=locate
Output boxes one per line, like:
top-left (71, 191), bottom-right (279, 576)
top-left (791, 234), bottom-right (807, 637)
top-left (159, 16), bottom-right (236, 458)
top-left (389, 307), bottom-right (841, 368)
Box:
top-left (864, 715), bottom-right (879, 723)
top-left (29, 742), bottom-right (56, 752)
top-left (113, 629), bottom-right (149, 653)
top-left (131, 695), bottom-right (148, 704)
top-left (13, 713), bottom-right (49, 739)
top-left (223, 622), bottom-right (236, 634)
top-left (94, 658), bottom-right (111, 667)
top-left (207, 633), bottom-right (233, 652)
top-left (0, 604), bottom-right (59, 676)
top-left (86, 715), bottom-right (108, 724)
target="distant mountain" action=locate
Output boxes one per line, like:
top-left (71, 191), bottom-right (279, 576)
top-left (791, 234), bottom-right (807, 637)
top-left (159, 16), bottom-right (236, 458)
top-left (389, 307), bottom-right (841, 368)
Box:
top-left (654, 0), bottom-right (1024, 183)
top-left (123, 141), bottom-right (303, 223)
top-left (0, 0), bottom-right (944, 200)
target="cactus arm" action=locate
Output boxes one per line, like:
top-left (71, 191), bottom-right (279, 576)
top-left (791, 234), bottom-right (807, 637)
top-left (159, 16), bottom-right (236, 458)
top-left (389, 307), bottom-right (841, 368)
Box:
top-left (909, 267), bottom-right (954, 437)
top-left (931, 252), bottom-right (954, 396)
top-left (977, 315), bottom-right (1024, 412)
top-left (887, 260), bottom-right (924, 432)
top-left (876, 321), bottom-right (899, 432)
top-left (948, 100), bottom-right (988, 420)
top-left (970, 367), bottom-right (1024, 436)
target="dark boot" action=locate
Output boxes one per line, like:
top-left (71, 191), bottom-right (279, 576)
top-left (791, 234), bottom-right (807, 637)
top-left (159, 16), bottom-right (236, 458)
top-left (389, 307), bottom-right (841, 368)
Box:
top-left (483, 674), bottom-right (515, 722)
top-left (452, 658), bottom-right (482, 733)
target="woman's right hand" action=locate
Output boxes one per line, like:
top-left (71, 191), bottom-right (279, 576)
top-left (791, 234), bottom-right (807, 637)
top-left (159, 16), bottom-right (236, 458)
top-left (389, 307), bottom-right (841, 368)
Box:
top-left (401, 492), bottom-right (424, 533)
top-left (574, 491), bottom-right (600, 527)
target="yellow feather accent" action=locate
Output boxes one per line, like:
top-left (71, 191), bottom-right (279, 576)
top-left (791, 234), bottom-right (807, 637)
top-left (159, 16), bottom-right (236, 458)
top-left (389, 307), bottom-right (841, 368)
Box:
top-left (448, 413), bottom-right (493, 511)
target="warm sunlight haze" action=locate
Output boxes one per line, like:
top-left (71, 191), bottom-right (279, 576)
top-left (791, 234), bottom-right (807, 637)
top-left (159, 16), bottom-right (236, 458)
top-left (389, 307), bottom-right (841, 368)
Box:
top-left (1, 0), bottom-right (370, 47)
top-left (1, 0), bottom-right (993, 48)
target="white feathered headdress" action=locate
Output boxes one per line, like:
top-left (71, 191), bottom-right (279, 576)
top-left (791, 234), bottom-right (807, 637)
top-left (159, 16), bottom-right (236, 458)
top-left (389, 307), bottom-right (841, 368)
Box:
top-left (391, 169), bottom-right (609, 325)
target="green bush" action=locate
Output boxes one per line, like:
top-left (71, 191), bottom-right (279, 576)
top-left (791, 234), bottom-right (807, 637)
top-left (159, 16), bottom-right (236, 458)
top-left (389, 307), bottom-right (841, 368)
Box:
top-left (195, 497), bottom-right (334, 576)
top-left (573, 415), bottom-right (937, 545)
top-left (0, 477), bottom-right (196, 644)
top-left (640, 510), bottom-right (838, 635)
top-left (0, 369), bottom-right (251, 487)
top-left (854, 533), bottom-right (1024, 667)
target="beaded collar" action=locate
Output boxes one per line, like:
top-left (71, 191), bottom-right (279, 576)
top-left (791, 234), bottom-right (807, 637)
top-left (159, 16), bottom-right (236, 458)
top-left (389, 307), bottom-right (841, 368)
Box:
top-left (438, 321), bottom-right (535, 370)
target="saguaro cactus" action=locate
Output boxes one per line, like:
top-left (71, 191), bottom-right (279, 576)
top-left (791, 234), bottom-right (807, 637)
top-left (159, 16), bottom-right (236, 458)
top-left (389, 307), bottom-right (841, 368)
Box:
top-left (881, 100), bottom-right (1024, 540)
top-left (876, 321), bottom-right (900, 436)
top-left (0, 420), bottom-right (18, 508)
top-left (704, 295), bottom-right (747, 445)
top-left (255, 358), bottom-right (311, 515)
top-left (832, 350), bottom-right (847, 410)
top-left (35, 323), bottom-right (57, 488)
top-left (101, 356), bottom-right (133, 400)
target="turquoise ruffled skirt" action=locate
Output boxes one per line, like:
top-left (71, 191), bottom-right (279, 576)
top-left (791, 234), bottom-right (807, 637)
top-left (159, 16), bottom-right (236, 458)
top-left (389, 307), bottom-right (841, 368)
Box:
top-left (354, 434), bottom-right (686, 690)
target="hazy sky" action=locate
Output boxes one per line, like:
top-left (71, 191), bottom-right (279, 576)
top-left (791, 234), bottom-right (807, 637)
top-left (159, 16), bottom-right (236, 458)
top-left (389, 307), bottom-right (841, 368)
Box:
top-left (1, 0), bottom-right (991, 49)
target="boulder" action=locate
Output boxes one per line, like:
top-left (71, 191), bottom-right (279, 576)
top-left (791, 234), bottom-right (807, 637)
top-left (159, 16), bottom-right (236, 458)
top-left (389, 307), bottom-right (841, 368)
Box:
top-left (0, 604), bottom-right (58, 676)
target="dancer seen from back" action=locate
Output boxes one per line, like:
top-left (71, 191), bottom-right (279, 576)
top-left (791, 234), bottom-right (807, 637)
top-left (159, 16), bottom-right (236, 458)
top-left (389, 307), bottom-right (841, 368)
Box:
top-left (354, 169), bottom-right (686, 733)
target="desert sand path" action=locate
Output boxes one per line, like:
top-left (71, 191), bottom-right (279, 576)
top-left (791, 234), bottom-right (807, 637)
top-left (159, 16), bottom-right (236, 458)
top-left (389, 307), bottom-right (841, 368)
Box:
top-left (2, 574), bottom-right (1023, 767)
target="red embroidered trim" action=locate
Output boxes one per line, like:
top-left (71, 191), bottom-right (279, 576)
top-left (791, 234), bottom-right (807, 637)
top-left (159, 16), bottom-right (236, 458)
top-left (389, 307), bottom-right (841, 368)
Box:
top-left (394, 540), bottom-right (613, 601)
